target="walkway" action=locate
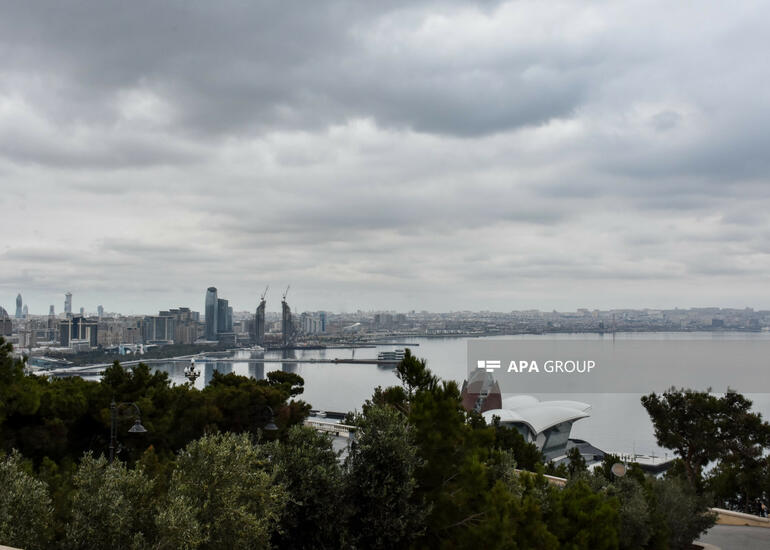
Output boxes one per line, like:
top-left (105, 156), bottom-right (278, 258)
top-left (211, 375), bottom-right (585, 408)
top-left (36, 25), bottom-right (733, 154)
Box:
top-left (699, 525), bottom-right (770, 550)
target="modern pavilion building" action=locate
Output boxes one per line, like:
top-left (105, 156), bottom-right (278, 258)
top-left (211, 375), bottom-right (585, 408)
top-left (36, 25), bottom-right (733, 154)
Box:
top-left (481, 395), bottom-right (591, 461)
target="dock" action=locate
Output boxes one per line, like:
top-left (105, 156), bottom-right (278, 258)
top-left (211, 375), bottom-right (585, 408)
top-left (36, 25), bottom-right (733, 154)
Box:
top-left (43, 357), bottom-right (399, 377)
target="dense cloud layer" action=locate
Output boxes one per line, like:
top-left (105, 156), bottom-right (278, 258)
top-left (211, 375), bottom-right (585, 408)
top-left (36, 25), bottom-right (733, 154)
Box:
top-left (1, 1), bottom-right (769, 313)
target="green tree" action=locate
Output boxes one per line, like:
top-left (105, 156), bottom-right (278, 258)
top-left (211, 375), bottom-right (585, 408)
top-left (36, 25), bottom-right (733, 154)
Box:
top-left (158, 432), bottom-right (286, 550)
top-left (269, 425), bottom-right (343, 550)
top-left (65, 453), bottom-right (156, 550)
top-left (265, 370), bottom-right (305, 397)
top-left (453, 478), bottom-right (560, 550)
top-left (490, 415), bottom-right (544, 472)
top-left (707, 456), bottom-right (770, 512)
top-left (582, 475), bottom-right (651, 550)
top-left (408, 377), bottom-right (500, 546)
top-left (705, 391), bottom-right (770, 511)
top-left (0, 337), bottom-right (43, 428)
top-left (395, 348), bottom-right (438, 403)
top-left (646, 477), bottom-right (716, 549)
top-left (641, 389), bottom-right (722, 489)
top-left (545, 479), bottom-right (620, 550)
top-left (642, 388), bottom-right (770, 497)
top-left (345, 405), bottom-right (426, 549)
top-left (566, 447), bottom-right (587, 478)
top-left (0, 450), bottom-right (53, 550)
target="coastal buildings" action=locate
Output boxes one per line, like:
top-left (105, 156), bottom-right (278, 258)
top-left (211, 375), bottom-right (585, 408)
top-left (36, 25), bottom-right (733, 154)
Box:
top-left (4, 286), bottom-right (770, 354)
top-left (64, 292), bottom-right (72, 316)
top-left (59, 316), bottom-right (98, 349)
top-left (216, 298), bottom-right (232, 334)
top-left (142, 315), bottom-right (175, 344)
top-left (0, 307), bottom-right (11, 336)
top-left (204, 287), bottom-right (218, 341)
top-left (282, 296), bottom-right (295, 347)
top-left (255, 295), bottom-right (266, 346)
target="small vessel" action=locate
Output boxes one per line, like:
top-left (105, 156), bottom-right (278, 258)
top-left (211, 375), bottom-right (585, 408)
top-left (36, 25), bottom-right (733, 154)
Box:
top-left (377, 349), bottom-right (406, 363)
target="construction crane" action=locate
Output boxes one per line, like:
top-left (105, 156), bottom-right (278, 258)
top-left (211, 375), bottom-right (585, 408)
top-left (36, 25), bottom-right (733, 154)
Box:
top-left (282, 285), bottom-right (290, 301)
top-left (260, 285), bottom-right (269, 301)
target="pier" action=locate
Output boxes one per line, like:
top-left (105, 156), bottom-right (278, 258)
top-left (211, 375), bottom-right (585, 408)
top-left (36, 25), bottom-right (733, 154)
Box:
top-left (43, 357), bottom-right (399, 376)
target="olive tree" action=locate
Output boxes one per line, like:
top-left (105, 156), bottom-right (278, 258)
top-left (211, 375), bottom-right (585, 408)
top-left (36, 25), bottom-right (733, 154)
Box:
top-left (65, 453), bottom-right (155, 550)
top-left (157, 432), bottom-right (286, 550)
top-left (0, 450), bottom-right (53, 550)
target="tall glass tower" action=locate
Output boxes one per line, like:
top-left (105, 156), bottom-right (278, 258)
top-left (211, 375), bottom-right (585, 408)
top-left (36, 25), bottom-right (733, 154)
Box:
top-left (282, 298), bottom-right (294, 347)
top-left (205, 287), bottom-right (218, 340)
top-left (15, 294), bottom-right (22, 318)
top-left (64, 292), bottom-right (72, 316)
top-left (255, 297), bottom-right (266, 345)
top-left (216, 298), bottom-right (229, 334)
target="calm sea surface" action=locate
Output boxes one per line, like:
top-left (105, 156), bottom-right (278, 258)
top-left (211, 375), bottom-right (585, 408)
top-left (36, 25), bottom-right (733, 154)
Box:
top-left (148, 332), bottom-right (770, 458)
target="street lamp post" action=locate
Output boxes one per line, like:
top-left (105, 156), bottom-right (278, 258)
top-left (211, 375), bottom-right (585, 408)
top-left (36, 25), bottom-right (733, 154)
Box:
top-left (109, 400), bottom-right (147, 464)
top-left (258, 405), bottom-right (279, 432)
top-left (184, 359), bottom-right (200, 383)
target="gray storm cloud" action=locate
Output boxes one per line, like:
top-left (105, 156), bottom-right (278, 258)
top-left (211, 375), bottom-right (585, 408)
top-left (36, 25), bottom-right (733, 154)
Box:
top-left (1, 0), bottom-right (769, 314)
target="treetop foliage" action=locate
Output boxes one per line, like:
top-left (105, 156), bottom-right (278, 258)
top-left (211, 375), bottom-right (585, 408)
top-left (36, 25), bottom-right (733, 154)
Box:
top-left (0, 339), bottom-right (723, 549)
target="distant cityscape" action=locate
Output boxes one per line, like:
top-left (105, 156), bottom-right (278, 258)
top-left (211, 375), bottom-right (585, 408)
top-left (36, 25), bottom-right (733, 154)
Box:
top-left (1, 288), bottom-right (769, 360)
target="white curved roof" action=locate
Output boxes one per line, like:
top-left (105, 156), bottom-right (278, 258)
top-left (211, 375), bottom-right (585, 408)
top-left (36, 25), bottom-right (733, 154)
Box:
top-left (483, 396), bottom-right (591, 435)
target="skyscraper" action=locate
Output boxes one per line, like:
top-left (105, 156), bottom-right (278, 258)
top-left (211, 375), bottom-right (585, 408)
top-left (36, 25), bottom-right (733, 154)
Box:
top-left (15, 294), bottom-right (22, 318)
top-left (205, 287), bottom-right (218, 340)
top-left (98, 305), bottom-right (104, 319)
top-left (48, 305), bottom-right (56, 340)
top-left (217, 298), bottom-right (229, 334)
top-left (22, 304), bottom-right (28, 318)
top-left (282, 297), bottom-right (295, 347)
top-left (0, 307), bottom-right (11, 336)
top-left (255, 296), bottom-right (266, 346)
top-left (64, 292), bottom-right (72, 316)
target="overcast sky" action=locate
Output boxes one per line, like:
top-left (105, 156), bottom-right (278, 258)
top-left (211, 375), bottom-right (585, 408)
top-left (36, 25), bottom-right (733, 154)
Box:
top-left (2, 1), bottom-right (770, 315)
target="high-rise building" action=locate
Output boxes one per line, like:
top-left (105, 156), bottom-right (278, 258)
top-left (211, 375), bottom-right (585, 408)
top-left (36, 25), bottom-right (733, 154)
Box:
top-left (217, 298), bottom-right (229, 334)
top-left (79, 307), bottom-right (85, 317)
top-left (59, 316), bottom-right (98, 348)
top-left (0, 307), bottom-right (12, 336)
top-left (204, 287), bottom-right (218, 340)
top-left (142, 315), bottom-right (175, 343)
top-left (282, 297), bottom-right (295, 347)
top-left (22, 304), bottom-right (28, 318)
top-left (47, 306), bottom-right (57, 340)
top-left (255, 296), bottom-right (266, 345)
top-left (98, 305), bottom-right (104, 319)
top-left (15, 294), bottom-right (22, 318)
top-left (166, 307), bottom-right (200, 344)
top-left (64, 292), bottom-right (72, 316)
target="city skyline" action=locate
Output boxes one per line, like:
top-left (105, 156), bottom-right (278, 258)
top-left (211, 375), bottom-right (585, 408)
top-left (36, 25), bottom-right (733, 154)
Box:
top-left (3, 288), bottom-right (770, 318)
top-left (2, 2), bottom-right (770, 313)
